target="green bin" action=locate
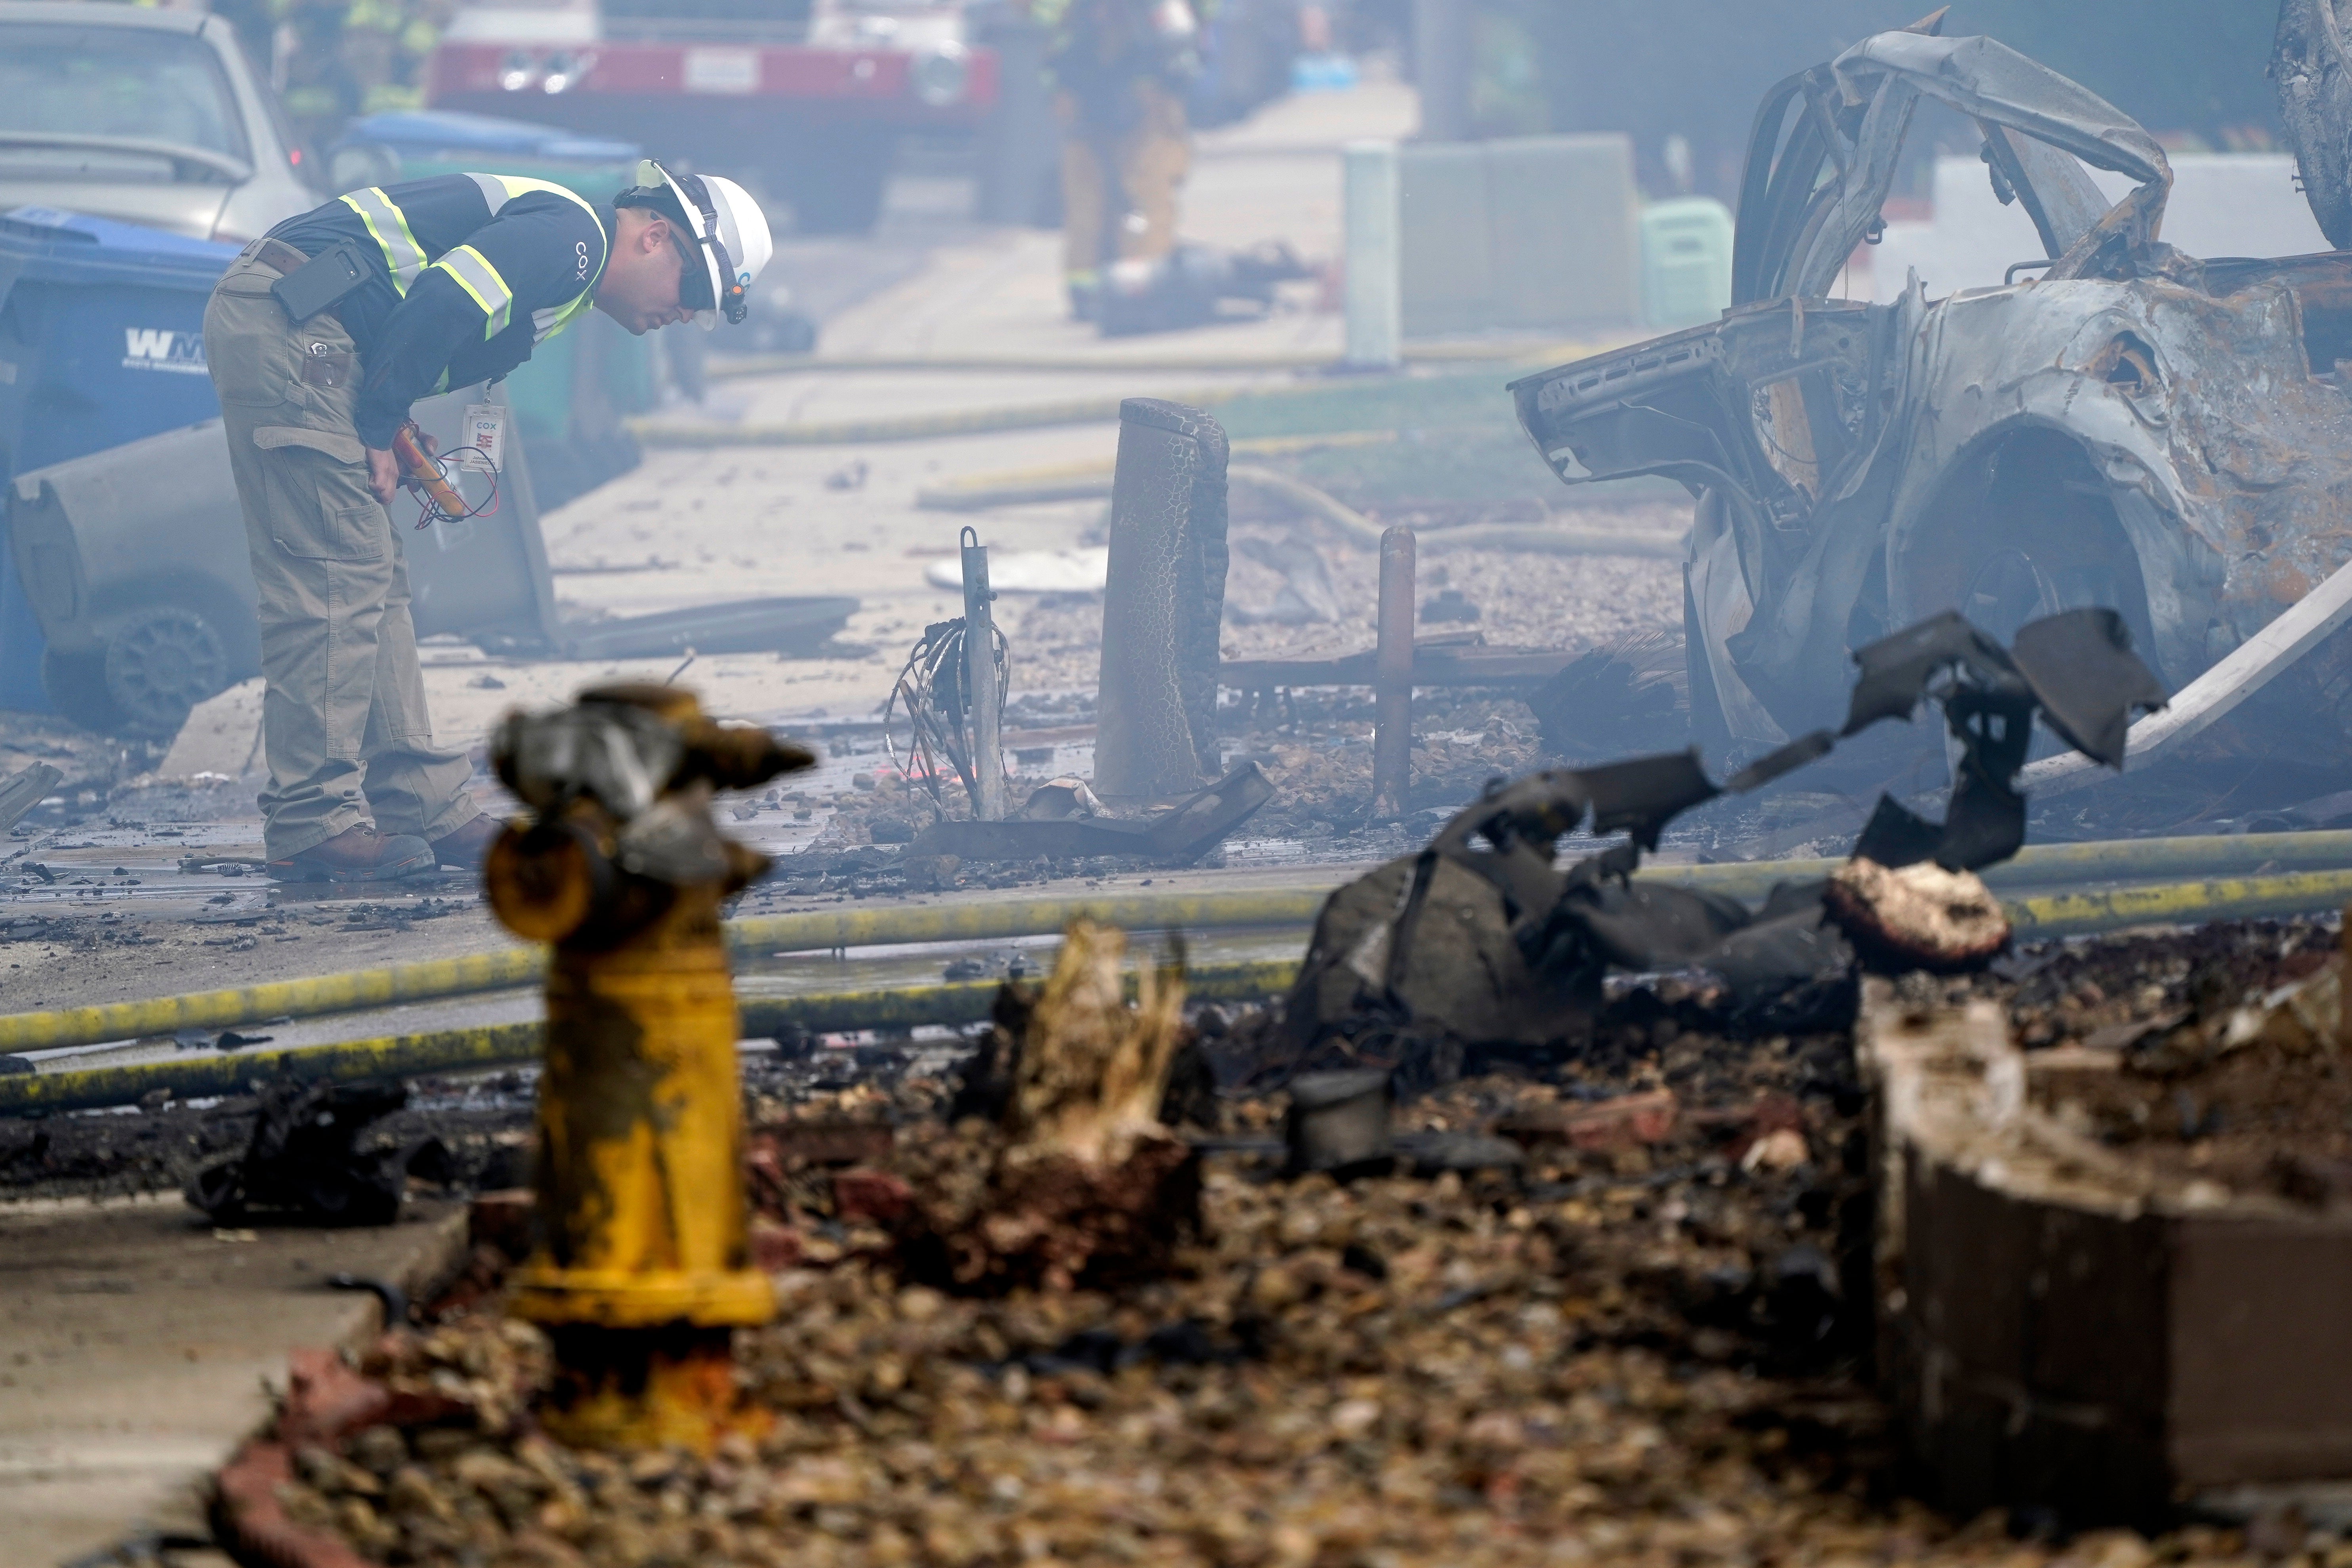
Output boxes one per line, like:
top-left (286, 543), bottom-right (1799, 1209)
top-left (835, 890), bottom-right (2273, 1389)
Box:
top-left (1641, 198), bottom-right (1734, 330)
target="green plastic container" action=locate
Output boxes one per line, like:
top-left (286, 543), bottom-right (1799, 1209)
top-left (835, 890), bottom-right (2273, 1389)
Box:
top-left (1641, 197), bottom-right (1734, 330)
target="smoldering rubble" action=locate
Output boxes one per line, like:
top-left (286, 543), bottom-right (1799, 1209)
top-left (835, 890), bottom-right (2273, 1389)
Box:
top-left (1263, 607), bottom-right (2165, 1095)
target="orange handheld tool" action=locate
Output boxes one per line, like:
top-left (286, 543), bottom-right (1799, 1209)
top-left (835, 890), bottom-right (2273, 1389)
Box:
top-left (393, 420), bottom-right (467, 521)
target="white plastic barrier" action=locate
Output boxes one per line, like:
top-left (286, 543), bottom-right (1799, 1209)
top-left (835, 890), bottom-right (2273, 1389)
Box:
top-left (1344, 133), bottom-right (1643, 345)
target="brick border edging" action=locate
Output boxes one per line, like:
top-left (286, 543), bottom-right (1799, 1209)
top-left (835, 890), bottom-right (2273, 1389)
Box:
top-left (214, 1438), bottom-right (374, 1568)
top-left (1860, 977), bottom-right (2352, 1527)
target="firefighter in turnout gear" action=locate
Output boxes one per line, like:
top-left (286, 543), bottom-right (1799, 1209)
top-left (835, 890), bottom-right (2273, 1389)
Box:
top-left (202, 163), bottom-right (774, 882)
top-left (1037, 0), bottom-right (1206, 320)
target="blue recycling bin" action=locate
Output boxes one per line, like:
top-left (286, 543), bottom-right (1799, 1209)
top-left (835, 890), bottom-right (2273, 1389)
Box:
top-left (0, 208), bottom-right (238, 711)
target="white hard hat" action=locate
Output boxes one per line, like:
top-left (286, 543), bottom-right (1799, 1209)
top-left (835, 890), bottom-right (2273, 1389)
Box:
top-left (634, 159), bottom-right (774, 332)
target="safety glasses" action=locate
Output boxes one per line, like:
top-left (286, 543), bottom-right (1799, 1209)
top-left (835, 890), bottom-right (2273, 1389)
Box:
top-left (648, 158), bottom-right (747, 326)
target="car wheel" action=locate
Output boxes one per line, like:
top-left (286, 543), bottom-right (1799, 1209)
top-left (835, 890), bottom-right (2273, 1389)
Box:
top-left (101, 606), bottom-right (229, 738)
top-left (1895, 430), bottom-right (2162, 668)
top-left (1683, 568), bottom-right (1732, 750)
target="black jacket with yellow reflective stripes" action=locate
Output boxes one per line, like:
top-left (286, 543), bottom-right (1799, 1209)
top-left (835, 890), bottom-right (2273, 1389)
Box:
top-left (268, 174), bottom-right (611, 449)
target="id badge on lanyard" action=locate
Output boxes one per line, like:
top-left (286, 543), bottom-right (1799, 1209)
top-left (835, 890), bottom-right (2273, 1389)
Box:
top-left (462, 403), bottom-right (507, 471)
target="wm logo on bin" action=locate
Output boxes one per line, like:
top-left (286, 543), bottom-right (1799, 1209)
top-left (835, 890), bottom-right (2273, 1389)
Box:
top-left (122, 328), bottom-right (207, 375)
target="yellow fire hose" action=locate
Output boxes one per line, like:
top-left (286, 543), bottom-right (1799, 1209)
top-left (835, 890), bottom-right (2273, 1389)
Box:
top-left (6, 856), bottom-right (2352, 1116)
top-left (0, 960), bottom-right (1303, 1116)
top-left (0, 946), bottom-right (557, 1059)
top-left (2002, 868), bottom-right (2352, 940)
top-left (6, 833), bottom-right (2352, 1060)
top-left (0, 889), bottom-right (1336, 1055)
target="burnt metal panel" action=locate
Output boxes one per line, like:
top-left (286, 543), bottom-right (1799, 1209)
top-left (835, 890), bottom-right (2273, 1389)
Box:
top-left (1894, 1154), bottom-right (2174, 1526)
top-left (2274, 0), bottom-right (2352, 251)
top-left (1873, 980), bottom-right (2352, 1530)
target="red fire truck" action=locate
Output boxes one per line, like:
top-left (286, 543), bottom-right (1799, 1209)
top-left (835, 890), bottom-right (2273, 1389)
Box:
top-left (425, 0), bottom-right (1017, 234)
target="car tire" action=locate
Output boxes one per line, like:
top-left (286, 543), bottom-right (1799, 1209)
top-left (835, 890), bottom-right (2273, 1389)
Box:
top-left (99, 606), bottom-right (231, 738)
top-left (1682, 568), bottom-right (1733, 751)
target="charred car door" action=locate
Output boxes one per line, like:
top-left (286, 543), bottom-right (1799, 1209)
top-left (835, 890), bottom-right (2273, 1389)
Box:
top-left (1511, 298), bottom-right (1902, 742)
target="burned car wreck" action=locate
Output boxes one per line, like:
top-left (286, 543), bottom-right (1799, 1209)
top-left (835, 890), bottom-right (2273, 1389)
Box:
top-left (1514, 26), bottom-right (2352, 776)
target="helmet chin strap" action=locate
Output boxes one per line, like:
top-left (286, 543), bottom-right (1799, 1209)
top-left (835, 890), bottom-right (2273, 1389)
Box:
top-left (648, 158), bottom-right (747, 326)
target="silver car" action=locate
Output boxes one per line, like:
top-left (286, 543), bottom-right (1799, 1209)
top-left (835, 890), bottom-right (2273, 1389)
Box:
top-left (0, 1), bottom-right (315, 243)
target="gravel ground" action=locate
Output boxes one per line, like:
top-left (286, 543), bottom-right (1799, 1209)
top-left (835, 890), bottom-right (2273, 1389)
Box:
top-left (992, 526), bottom-right (1684, 702)
top-left (265, 992), bottom-right (1900, 1568)
top-left (235, 951), bottom-right (2324, 1568)
top-left (28, 925), bottom-right (2352, 1564)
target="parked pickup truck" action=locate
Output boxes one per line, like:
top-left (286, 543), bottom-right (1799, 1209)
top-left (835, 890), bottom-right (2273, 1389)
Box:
top-left (425, 0), bottom-right (1003, 233)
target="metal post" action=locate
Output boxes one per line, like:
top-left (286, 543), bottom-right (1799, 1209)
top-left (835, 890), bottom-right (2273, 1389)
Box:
top-left (1372, 526), bottom-right (1415, 819)
top-left (972, 6), bottom-right (1056, 226)
top-left (1343, 142), bottom-right (1403, 370)
top-left (961, 526), bottom-right (1007, 821)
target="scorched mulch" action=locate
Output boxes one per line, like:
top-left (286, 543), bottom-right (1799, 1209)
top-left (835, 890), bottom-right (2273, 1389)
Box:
top-left (261, 1002), bottom-right (2262, 1568)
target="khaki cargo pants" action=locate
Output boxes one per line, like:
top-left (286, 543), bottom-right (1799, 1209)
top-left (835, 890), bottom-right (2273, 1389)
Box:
top-left (1059, 78), bottom-right (1191, 279)
top-left (202, 247), bottom-right (480, 860)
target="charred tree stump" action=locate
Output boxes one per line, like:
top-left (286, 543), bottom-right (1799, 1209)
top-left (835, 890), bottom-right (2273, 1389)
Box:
top-left (912, 919), bottom-right (1202, 1291)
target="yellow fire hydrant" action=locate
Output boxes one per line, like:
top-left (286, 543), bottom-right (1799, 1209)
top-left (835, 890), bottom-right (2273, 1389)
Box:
top-left (483, 683), bottom-right (812, 1450)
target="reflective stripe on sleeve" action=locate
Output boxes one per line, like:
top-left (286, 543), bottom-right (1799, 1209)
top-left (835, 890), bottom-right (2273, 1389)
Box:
top-left (430, 244), bottom-right (515, 337)
top-left (466, 171), bottom-right (510, 216)
top-left (466, 173), bottom-right (604, 231)
top-left (338, 186), bottom-right (429, 294)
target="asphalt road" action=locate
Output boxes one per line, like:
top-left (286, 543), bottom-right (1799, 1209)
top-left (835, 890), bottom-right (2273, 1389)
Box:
top-left (0, 78), bottom-right (1468, 1028)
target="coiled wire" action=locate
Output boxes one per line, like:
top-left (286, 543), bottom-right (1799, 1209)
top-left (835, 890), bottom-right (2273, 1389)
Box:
top-left (883, 617), bottom-right (1010, 812)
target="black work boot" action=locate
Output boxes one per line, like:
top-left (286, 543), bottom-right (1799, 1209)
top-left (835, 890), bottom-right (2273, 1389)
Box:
top-left (427, 815), bottom-right (502, 870)
top-left (267, 823), bottom-right (436, 883)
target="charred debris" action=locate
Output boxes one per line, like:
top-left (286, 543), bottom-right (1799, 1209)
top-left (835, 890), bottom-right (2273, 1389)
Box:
top-left (185, 1078), bottom-right (453, 1228)
top-left (1265, 606), bottom-right (2165, 1097)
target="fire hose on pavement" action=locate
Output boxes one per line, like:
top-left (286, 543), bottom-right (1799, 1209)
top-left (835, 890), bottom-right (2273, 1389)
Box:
top-left (6, 831), bottom-right (2352, 1060)
top-left (7, 851), bottom-right (2352, 1114)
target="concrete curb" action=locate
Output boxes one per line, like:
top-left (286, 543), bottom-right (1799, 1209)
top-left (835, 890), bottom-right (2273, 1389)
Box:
top-left (6, 1200), bottom-right (468, 1567)
top-left (204, 1212), bottom-right (470, 1567)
